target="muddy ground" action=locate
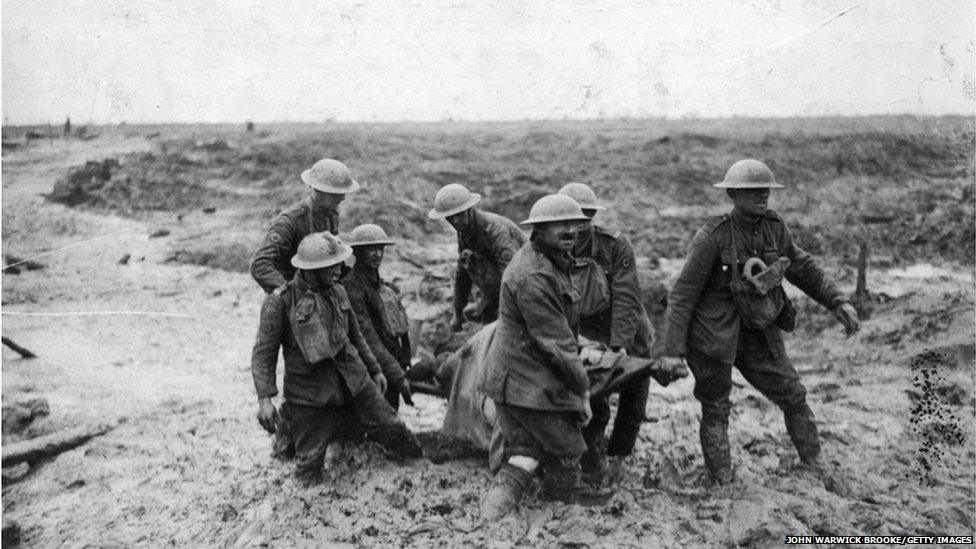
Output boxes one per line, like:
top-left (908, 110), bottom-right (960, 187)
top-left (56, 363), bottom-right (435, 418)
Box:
top-left (2, 120), bottom-right (974, 547)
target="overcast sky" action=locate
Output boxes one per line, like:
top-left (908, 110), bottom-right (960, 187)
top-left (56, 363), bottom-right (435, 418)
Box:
top-left (2, 0), bottom-right (973, 124)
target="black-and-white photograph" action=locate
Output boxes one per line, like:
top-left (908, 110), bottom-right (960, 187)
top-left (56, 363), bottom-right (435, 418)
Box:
top-left (2, 1), bottom-right (974, 546)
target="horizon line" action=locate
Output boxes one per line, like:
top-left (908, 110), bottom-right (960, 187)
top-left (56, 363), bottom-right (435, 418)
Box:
top-left (3, 112), bottom-right (974, 129)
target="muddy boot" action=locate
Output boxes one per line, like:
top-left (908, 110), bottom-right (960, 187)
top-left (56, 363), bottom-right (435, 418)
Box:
top-left (580, 433), bottom-right (610, 486)
top-left (368, 423), bottom-right (423, 460)
top-left (783, 403), bottom-right (821, 466)
top-left (543, 457), bottom-right (614, 506)
top-left (481, 464), bottom-right (535, 520)
top-left (699, 418), bottom-right (733, 486)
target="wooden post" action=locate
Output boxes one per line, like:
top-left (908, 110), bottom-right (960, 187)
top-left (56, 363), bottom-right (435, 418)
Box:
top-left (853, 240), bottom-right (871, 319)
top-left (1, 423), bottom-right (112, 467)
top-left (2, 337), bottom-right (37, 359)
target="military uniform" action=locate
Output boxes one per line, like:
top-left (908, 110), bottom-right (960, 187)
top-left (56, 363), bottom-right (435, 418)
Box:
top-left (250, 197), bottom-right (340, 293)
top-left (251, 277), bottom-right (419, 476)
top-left (342, 262), bottom-right (412, 410)
top-left (453, 210), bottom-right (527, 323)
top-left (662, 208), bottom-right (848, 481)
top-left (482, 239), bottom-right (589, 471)
top-left (573, 224), bottom-right (655, 460)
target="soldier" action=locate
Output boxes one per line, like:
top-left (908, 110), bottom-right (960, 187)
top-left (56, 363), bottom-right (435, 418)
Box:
top-left (480, 194), bottom-right (613, 520)
top-left (341, 224), bottom-right (414, 411)
top-left (557, 182), bottom-right (665, 484)
top-left (250, 158), bottom-right (360, 293)
top-left (661, 159), bottom-right (860, 486)
top-left (427, 183), bottom-right (527, 331)
top-left (251, 232), bottom-right (422, 481)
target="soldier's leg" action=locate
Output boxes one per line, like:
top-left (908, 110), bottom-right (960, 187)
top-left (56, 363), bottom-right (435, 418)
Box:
top-left (607, 313), bottom-right (653, 456)
top-left (475, 290), bottom-right (500, 324)
top-left (272, 401), bottom-right (296, 460)
top-left (580, 394), bottom-right (611, 483)
top-left (481, 403), bottom-right (544, 519)
top-left (349, 381), bottom-right (422, 459)
top-left (607, 376), bottom-right (651, 456)
top-left (737, 347), bottom-right (821, 464)
top-left (289, 403), bottom-right (342, 480)
top-left (383, 385), bottom-right (401, 412)
top-left (687, 348), bottom-right (734, 485)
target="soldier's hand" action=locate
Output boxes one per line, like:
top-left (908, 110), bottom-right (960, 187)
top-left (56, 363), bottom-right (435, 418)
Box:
top-left (373, 373), bottom-right (388, 394)
top-left (833, 302), bottom-right (861, 337)
top-left (398, 379), bottom-right (414, 407)
top-left (580, 391), bottom-right (593, 426)
top-left (579, 346), bottom-right (602, 365)
top-left (256, 398), bottom-right (279, 434)
top-left (451, 310), bottom-right (465, 332)
top-left (569, 365), bottom-right (589, 395)
top-left (661, 356), bottom-right (689, 383)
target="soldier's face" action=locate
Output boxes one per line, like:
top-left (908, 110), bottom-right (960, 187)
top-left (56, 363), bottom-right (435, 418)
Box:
top-left (313, 190), bottom-right (345, 208)
top-left (356, 245), bottom-right (385, 270)
top-left (310, 264), bottom-right (343, 288)
top-left (537, 220), bottom-right (580, 253)
top-left (446, 209), bottom-right (473, 233)
top-left (728, 188), bottom-right (771, 216)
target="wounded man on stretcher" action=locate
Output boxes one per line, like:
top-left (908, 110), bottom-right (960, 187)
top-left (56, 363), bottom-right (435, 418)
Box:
top-left (407, 322), bottom-right (688, 470)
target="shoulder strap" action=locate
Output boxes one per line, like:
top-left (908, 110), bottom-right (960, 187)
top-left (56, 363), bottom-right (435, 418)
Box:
top-left (729, 216), bottom-right (739, 273)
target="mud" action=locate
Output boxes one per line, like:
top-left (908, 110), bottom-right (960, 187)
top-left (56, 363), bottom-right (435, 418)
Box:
top-left (2, 121), bottom-right (974, 547)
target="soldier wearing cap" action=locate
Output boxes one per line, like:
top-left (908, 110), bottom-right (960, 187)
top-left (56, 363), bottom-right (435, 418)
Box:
top-left (557, 182), bottom-right (668, 484)
top-left (479, 194), bottom-right (613, 521)
top-left (250, 159), bottom-right (361, 294)
top-left (250, 232), bottom-right (422, 480)
top-left (661, 159), bottom-right (860, 486)
top-left (428, 184), bottom-right (527, 330)
top-left (341, 224), bottom-right (414, 411)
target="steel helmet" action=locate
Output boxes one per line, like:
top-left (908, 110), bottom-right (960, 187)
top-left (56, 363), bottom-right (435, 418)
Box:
top-left (558, 182), bottom-right (605, 211)
top-left (520, 194), bottom-right (590, 225)
top-left (345, 224), bottom-right (395, 247)
top-left (291, 231), bottom-right (352, 270)
top-left (714, 159), bottom-right (784, 189)
top-left (300, 159), bottom-right (361, 193)
top-left (428, 184), bottom-right (481, 219)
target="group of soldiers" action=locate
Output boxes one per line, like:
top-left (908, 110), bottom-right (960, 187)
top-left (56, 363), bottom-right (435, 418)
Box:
top-left (248, 156), bottom-right (861, 519)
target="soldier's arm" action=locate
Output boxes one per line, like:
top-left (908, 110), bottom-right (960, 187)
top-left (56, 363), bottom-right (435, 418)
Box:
top-left (662, 229), bottom-right (719, 357)
top-left (251, 293), bottom-right (285, 399)
top-left (516, 274), bottom-right (588, 395)
top-left (345, 304), bottom-right (383, 378)
top-left (488, 230), bottom-right (519, 274)
top-left (347, 283), bottom-right (405, 384)
top-left (781, 226), bottom-right (847, 309)
top-left (250, 216), bottom-right (294, 293)
top-left (452, 263), bottom-right (473, 314)
top-left (607, 234), bottom-right (643, 351)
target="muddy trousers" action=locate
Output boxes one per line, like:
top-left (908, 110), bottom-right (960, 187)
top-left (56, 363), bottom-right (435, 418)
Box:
top-left (288, 383), bottom-right (420, 477)
top-left (686, 345), bottom-right (821, 482)
top-left (494, 403), bottom-right (588, 499)
top-left (582, 377), bottom-right (651, 462)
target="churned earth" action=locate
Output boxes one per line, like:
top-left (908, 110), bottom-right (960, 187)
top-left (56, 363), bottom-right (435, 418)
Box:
top-left (2, 121), bottom-right (974, 547)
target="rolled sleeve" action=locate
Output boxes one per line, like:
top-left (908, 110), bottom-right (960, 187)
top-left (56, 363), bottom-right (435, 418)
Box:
top-left (250, 217), bottom-right (295, 293)
top-left (782, 227), bottom-right (846, 310)
top-left (663, 229), bottom-right (719, 357)
top-left (608, 235), bottom-right (643, 350)
top-left (251, 293), bottom-right (285, 399)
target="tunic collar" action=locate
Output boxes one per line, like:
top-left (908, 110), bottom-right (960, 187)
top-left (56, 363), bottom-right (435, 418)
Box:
top-left (532, 238), bottom-right (574, 271)
top-left (352, 262), bottom-right (382, 286)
